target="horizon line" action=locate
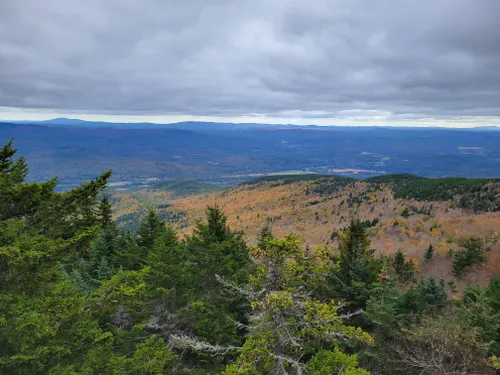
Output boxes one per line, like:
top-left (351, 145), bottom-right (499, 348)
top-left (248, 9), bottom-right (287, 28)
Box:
top-left (1, 116), bottom-right (499, 130)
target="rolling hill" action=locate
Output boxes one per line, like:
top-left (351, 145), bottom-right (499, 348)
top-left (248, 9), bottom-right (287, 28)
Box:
top-left (112, 175), bottom-right (500, 289)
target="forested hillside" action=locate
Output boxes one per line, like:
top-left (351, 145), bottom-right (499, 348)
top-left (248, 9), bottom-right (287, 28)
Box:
top-left (113, 175), bottom-right (500, 289)
top-left (2, 140), bottom-right (500, 374)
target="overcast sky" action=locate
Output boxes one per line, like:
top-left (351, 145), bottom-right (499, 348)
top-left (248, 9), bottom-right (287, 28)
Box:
top-left (1, 0), bottom-right (499, 127)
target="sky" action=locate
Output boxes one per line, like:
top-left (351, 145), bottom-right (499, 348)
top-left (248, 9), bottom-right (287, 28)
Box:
top-left (1, 0), bottom-right (500, 127)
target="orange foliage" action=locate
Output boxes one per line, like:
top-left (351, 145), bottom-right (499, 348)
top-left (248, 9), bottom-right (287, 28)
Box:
top-left (113, 179), bottom-right (500, 283)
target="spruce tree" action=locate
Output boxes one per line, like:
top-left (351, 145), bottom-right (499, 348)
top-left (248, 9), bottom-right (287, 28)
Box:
top-left (182, 205), bottom-right (251, 346)
top-left (424, 244), bottom-right (434, 261)
top-left (0, 139), bottom-right (57, 221)
top-left (187, 204), bottom-right (250, 295)
top-left (99, 193), bottom-right (114, 228)
top-left (392, 250), bottom-right (415, 284)
top-left (329, 219), bottom-right (382, 310)
top-left (0, 140), bottom-right (116, 373)
top-left (137, 209), bottom-right (166, 249)
top-left (146, 226), bottom-right (192, 307)
top-left (257, 223), bottom-right (274, 250)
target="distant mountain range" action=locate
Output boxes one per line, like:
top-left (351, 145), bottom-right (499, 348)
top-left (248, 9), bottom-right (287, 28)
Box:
top-left (12, 117), bottom-right (296, 133)
top-left (10, 117), bottom-right (500, 132)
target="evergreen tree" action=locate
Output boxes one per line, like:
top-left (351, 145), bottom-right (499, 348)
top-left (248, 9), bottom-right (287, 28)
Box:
top-left (424, 244), bottom-right (434, 261)
top-left (137, 209), bottom-right (166, 249)
top-left (0, 139), bottom-right (57, 221)
top-left (182, 205), bottom-right (252, 347)
top-left (400, 207), bottom-right (410, 218)
top-left (257, 222), bottom-right (274, 250)
top-left (145, 226), bottom-right (192, 307)
top-left (187, 205), bottom-right (250, 297)
top-left (452, 236), bottom-right (490, 278)
top-left (392, 250), bottom-right (415, 284)
top-left (0, 140), bottom-right (118, 373)
top-left (119, 209), bottom-right (167, 270)
top-left (177, 235), bottom-right (372, 375)
top-left (328, 219), bottom-right (382, 310)
top-left (99, 193), bottom-right (114, 228)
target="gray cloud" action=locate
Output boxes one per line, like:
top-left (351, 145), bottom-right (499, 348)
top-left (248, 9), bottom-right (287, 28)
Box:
top-left (1, 0), bottom-right (500, 119)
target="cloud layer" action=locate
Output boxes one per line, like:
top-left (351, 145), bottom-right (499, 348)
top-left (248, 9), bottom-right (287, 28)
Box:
top-left (1, 0), bottom-right (500, 124)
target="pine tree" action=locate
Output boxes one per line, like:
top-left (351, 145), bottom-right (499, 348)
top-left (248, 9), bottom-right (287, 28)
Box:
top-left (0, 139), bottom-right (28, 184)
top-left (182, 205), bottom-right (251, 346)
top-left (0, 139), bottom-right (57, 221)
top-left (99, 193), bottom-right (114, 228)
top-left (97, 257), bottom-right (114, 281)
top-left (145, 226), bottom-right (192, 306)
top-left (329, 219), bottom-right (382, 310)
top-left (137, 209), bottom-right (165, 249)
top-left (392, 250), bottom-right (415, 284)
top-left (0, 141), bottom-right (116, 373)
top-left (188, 205), bottom-right (250, 295)
top-left (452, 236), bottom-right (490, 278)
top-left (424, 244), bottom-right (434, 261)
top-left (257, 223), bottom-right (274, 249)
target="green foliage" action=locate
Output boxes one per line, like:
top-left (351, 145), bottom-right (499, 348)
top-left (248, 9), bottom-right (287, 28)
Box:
top-left (424, 244), bottom-right (434, 261)
top-left (308, 177), bottom-right (357, 196)
top-left (145, 225), bottom-right (192, 304)
top-left (152, 179), bottom-right (224, 197)
top-left (329, 219), bottom-right (382, 310)
top-left (63, 227), bottom-right (126, 295)
top-left (307, 349), bottom-right (370, 375)
top-left (360, 218), bottom-right (379, 228)
top-left (363, 277), bottom-right (450, 373)
top-left (366, 174), bottom-right (500, 212)
top-left (366, 277), bottom-right (448, 338)
top-left (128, 336), bottom-right (176, 374)
top-left (392, 250), bottom-right (415, 284)
top-left (364, 174), bottom-right (422, 184)
top-left (0, 139), bottom-right (57, 221)
top-left (137, 209), bottom-right (166, 249)
top-left (400, 207), bottom-right (410, 218)
top-left (116, 210), bottom-right (167, 270)
top-left (220, 235), bottom-right (372, 375)
top-left (2, 139), bottom-right (500, 374)
top-left (452, 236), bottom-right (490, 278)
top-left (392, 177), bottom-right (490, 200)
top-left (257, 223), bottom-right (274, 250)
top-left (99, 193), bottom-right (114, 228)
top-left (173, 205), bottom-right (253, 359)
top-left (460, 278), bottom-right (500, 358)
top-left (95, 267), bottom-right (150, 315)
top-left (243, 174), bottom-right (355, 188)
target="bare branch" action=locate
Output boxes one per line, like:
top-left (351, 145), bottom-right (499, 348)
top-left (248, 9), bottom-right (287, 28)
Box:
top-left (170, 334), bottom-right (241, 356)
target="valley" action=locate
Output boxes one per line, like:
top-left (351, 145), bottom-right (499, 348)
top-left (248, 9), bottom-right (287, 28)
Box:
top-left (2, 121), bottom-right (500, 190)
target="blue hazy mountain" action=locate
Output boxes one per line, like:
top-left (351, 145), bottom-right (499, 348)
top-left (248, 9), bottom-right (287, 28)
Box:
top-left (27, 117), bottom-right (288, 132)
top-left (2, 120), bottom-right (500, 189)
